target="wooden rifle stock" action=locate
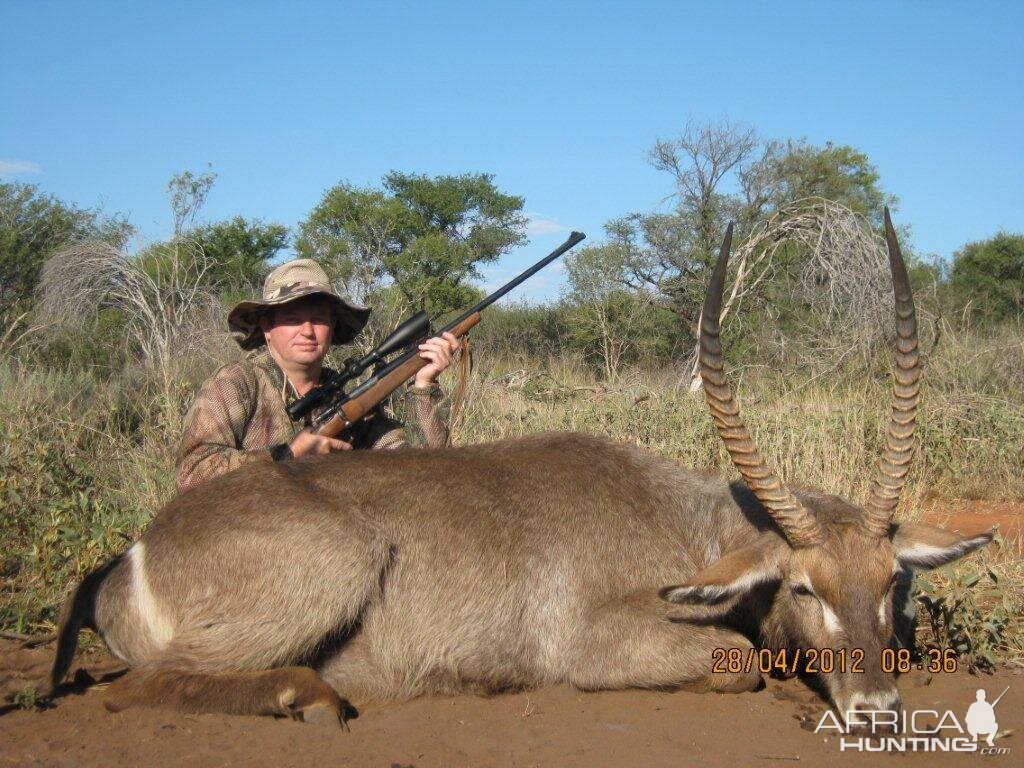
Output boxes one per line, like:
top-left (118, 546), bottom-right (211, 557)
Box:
top-left (313, 312), bottom-right (482, 439)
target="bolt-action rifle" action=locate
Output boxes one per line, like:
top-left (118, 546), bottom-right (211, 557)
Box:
top-left (286, 231), bottom-right (586, 440)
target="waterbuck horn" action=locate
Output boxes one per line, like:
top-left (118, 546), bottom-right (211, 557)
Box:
top-left (862, 208), bottom-right (920, 537)
top-left (699, 224), bottom-right (824, 548)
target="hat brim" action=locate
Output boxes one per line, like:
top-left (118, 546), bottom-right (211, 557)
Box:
top-left (227, 288), bottom-right (371, 350)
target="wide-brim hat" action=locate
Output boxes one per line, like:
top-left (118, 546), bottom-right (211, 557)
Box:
top-left (227, 258), bottom-right (371, 350)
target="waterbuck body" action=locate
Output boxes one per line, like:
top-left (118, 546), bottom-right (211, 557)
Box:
top-left (49, 211), bottom-right (992, 726)
top-left (80, 436), bottom-right (774, 702)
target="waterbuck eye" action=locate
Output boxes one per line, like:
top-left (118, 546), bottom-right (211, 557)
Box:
top-left (791, 583), bottom-right (814, 597)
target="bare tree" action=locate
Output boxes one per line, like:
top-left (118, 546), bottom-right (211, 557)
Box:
top-left (686, 198), bottom-right (895, 391)
top-left (601, 121), bottom-right (761, 335)
top-left (649, 119), bottom-right (759, 265)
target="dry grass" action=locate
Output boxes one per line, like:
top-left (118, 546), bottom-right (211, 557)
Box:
top-left (453, 340), bottom-right (1024, 508)
top-left (1, 320), bottom-right (1021, 666)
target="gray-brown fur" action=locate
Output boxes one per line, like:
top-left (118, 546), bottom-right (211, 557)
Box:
top-left (103, 666), bottom-right (346, 725)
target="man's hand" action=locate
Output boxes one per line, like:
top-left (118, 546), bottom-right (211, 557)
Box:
top-left (289, 429), bottom-right (352, 457)
top-left (414, 331), bottom-right (461, 388)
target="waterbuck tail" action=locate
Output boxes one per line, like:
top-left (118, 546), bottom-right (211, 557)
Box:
top-left (46, 556), bottom-right (121, 696)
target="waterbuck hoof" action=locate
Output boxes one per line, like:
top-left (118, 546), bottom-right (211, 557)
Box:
top-left (275, 670), bottom-right (348, 729)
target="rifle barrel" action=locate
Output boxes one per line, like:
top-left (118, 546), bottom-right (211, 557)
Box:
top-left (443, 231), bottom-right (586, 331)
top-left (340, 231), bottom-right (585, 403)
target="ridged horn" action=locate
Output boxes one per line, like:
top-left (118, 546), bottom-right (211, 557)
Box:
top-left (699, 224), bottom-right (823, 548)
top-left (862, 208), bottom-right (920, 537)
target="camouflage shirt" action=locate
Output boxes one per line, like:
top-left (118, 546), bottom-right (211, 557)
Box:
top-left (175, 349), bottom-right (449, 494)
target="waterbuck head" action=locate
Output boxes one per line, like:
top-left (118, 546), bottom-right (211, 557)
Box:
top-left (662, 210), bottom-right (992, 720)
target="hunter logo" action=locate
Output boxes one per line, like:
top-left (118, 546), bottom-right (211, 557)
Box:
top-left (966, 688), bottom-right (1007, 747)
top-left (815, 686), bottom-right (1010, 754)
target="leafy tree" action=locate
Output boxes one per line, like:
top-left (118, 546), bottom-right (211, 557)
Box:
top-left (187, 217), bottom-right (288, 288)
top-left (0, 182), bottom-right (133, 321)
top-left (949, 232), bottom-right (1024, 321)
top-left (470, 300), bottom-right (570, 360)
top-left (597, 125), bottom-right (896, 340)
top-left (296, 172), bottom-right (527, 316)
top-left (564, 243), bottom-right (676, 378)
top-left (751, 139), bottom-right (895, 226)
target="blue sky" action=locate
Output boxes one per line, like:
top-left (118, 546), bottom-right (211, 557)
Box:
top-left (3, 0), bottom-right (1022, 300)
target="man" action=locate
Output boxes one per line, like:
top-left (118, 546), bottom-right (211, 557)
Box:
top-left (175, 258), bottom-right (460, 494)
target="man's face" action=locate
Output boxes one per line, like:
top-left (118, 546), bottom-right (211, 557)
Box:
top-left (260, 296), bottom-right (334, 368)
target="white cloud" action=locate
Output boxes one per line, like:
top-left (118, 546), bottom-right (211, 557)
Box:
top-left (524, 211), bottom-right (569, 235)
top-left (0, 159), bottom-right (42, 176)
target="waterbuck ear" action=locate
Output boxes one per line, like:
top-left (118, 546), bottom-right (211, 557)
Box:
top-left (661, 545), bottom-right (781, 605)
top-left (892, 522), bottom-right (994, 570)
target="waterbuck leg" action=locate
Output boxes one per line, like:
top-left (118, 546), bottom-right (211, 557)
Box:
top-left (103, 665), bottom-right (347, 726)
top-left (566, 594), bottom-right (763, 694)
top-left (317, 633), bottom-right (391, 701)
top-left (134, 527), bottom-right (394, 674)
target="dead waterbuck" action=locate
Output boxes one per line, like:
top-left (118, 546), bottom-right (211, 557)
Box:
top-left (48, 210), bottom-right (992, 727)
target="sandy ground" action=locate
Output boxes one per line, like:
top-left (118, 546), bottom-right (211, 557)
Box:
top-left (920, 499), bottom-right (1024, 543)
top-left (1, 642), bottom-right (1020, 767)
top-left (2, 502), bottom-right (1019, 767)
